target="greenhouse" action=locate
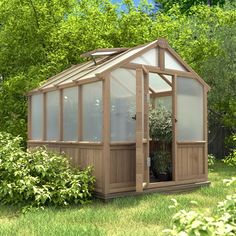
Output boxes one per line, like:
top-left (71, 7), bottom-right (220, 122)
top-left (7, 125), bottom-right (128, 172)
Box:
top-left (27, 38), bottom-right (210, 199)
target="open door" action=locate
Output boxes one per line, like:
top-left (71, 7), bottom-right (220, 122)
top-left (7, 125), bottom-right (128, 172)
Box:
top-left (135, 68), bottom-right (150, 192)
top-left (148, 73), bottom-right (176, 184)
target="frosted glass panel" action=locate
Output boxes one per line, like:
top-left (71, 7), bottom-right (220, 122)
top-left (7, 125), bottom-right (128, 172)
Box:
top-left (31, 94), bottom-right (43, 140)
top-left (149, 73), bottom-right (172, 93)
top-left (177, 78), bottom-right (203, 141)
top-left (131, 48), bottom-right (158, 66)
top-left (46, 91), bottom-right (60, 140)
top-left (110, 68), bottom-right (136, 141)
top-left (63, 87), bottom-right (78, 141)
top-left (154, 96), bottom-right (172, 112)
top-left (165, 51), bottom-right (186, 71)
top-left (82, 82), bottom-right (102, 141)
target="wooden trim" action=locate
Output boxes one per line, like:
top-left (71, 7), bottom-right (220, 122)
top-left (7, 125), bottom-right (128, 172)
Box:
top-left (43, 92), bottom-right (47, 141)
top-left (78, 86), bottom-right (82, 141)
top-left (110, 142), bottom-right (136, 145)
top-left (143, 71), bottom-right (149, 186)
top-left (123, 63), bottom-right (195, 78)
top-left (102, 75), bottom-right (110, 195)
top-left (159, 74), bottom-right (172, 86)
top-left (28, 96), bottom-right (32, 140)
top-left (147, 177), bottom-right (208, 189)
top-left (136, 68), bottom-right (144, 192)
top-left (172, 74), bottom-right (177, 181)
top-left (204, 87), bottom-right (208, 177)
top-left (59, 89), bottom-right (63, 141)
top-left (159, 47), bottom-right (164, 70)
top-left (150, 91), bottom-right (172, 98)
top-left (27, 140), bottom-right (103, 145)
top-left (177, 141), bottom-right (206, 145)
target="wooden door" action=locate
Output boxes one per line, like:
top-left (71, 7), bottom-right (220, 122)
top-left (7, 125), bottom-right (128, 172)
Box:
top-left (135, 68), bottom-right (149, 192)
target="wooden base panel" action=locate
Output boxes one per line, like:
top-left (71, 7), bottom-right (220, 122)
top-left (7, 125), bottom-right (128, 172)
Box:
top-left (94, 181), bottom-right (211, 201)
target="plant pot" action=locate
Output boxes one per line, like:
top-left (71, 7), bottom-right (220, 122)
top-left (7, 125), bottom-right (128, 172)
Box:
top-left (157, 173), bottom-right (169, 181)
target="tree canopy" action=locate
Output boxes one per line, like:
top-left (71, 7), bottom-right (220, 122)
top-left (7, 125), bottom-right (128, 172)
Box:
top-left (0, 0), bottom-right (235, 146)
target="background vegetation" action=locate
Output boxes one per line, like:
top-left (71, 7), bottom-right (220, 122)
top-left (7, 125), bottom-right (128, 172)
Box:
top-left (0, 0), bottom-right (235, 150)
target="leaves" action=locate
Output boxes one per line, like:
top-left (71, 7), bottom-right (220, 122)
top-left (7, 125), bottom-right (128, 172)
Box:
top-left (0, 132), bottom-right (95, 207)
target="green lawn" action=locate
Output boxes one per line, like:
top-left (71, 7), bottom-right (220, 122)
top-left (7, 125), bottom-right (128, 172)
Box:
top-left (0, 162), bottom-right (235, 236)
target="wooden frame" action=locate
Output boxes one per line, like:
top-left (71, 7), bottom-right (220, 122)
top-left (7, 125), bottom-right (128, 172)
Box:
top-left (27, 38), bottom-right (210, 199)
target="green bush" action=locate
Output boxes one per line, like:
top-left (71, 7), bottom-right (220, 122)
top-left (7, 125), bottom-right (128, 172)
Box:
top-left (149, 105), bottom-right (172, 142)
top-left (0, 132), bottom-right (95, 207)
top-left (208, 154), bottom-right (216, 170)
top-left (164, 177), bottom-right (236, 236)
top-left (224, 135), bottom-right (236, 167)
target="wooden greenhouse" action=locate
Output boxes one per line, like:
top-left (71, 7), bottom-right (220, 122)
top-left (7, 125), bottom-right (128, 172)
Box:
top-left (27, 38), bottom-right (210, 199)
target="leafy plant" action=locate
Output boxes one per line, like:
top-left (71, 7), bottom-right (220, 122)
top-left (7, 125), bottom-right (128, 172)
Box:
top-left (151, 151), bottom-right (171, 177)
top-left (164, 177), bottom-right (236, 236)
top-left (224, 135), bottom-right (236, 167)
top-left (149, 106), bottom-right (172, 142)
top-left (0, 132), bottom-right (95, 207)
top-left (208, 154), bottom-right (216, 169)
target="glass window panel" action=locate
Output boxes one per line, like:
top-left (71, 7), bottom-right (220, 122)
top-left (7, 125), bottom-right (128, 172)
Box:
top-left (131, 48), bottom-right (158, 66)
top-left (31, 94), bottom-right (43, 140)
top-left (177, 77), bottom-right (203, 141)
top-left (46, 91), bottom-right (60, 140)
top-left (165, 51), bottom-right (187, 71)
top-left (82, 82), bottom-right (103, 141)
top-left (110, 68), bottom-right (136, 141)
top-left (149, 73), bottom-right (172, 93)
top-left (63, 87), bottom-right (78, 141)
top-left (154, 96), bottom-right (172, 112)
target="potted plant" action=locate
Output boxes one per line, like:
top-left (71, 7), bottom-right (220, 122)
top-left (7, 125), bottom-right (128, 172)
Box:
top-left (151, 151), bottom-right (172, 181)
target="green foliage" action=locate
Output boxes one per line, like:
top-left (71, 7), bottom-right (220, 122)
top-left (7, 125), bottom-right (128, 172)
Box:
top-left (149, 106), bottom-right (172, 142)
top-left (0, 132), bottom-right (95, 207)
top-left (208, 154), bottom-right (216, 168)
top-left (224, 135), bottom-right (236, 166)
top-left (151, 151), bottom-right (172, 175)
top-left (0, 0), bottom-right (235, 143)
top-left (156, 0), bottom-right (236, 13)
top-left (164, 177), bottom-right (236, 235)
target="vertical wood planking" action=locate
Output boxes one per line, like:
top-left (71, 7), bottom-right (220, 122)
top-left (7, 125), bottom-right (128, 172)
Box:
top-left (79, 86), bottom-right (83, 141)
top-left (102, 75), bottom-right (110, 194)
top-left (136, 68), bottom-right (144, 192)
top-left (172, 74), bottom-right (177, 181)
top-left (143, 71), bottom-right (149, 185)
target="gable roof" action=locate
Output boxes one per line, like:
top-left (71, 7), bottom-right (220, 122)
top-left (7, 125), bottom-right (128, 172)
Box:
top-left (29, 38), bottom-right (209, 94)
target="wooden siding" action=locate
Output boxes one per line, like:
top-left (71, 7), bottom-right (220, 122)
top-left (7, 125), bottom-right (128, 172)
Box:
top-left (109, 144), bottom-right (136, 193)
top-left (28, 142), bottom-right (103, 192)
top-left (176, 142), bottom-right (206, 181)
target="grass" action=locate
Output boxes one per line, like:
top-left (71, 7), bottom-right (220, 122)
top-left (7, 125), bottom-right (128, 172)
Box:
top-left (0, 162), bottom-right (235, 236)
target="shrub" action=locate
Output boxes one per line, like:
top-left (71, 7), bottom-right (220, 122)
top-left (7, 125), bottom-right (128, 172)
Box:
top-left (208, 154), bottom-right (216, 169)
top-left (0, 132), bottom-right (95, 207)
top-left (149, 105), bottom-right (172, 142)
top-left (164, 177), bottom-right (236, 236)
top-left (224, 135), bottom-right (236, 167)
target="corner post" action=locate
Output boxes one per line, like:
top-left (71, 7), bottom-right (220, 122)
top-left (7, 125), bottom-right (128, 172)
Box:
top-left (102, 74), bottom-right (110, 196)
top-left (136, 68), bottom-right (144, 192)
